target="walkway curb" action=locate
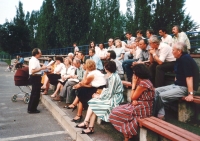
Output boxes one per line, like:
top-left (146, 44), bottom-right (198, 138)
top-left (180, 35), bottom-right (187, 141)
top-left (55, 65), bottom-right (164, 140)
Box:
top-left (41, 95), bottom-right (93, 141)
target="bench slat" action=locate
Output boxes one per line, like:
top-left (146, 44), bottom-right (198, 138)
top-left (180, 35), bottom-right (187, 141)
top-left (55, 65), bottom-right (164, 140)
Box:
top-left (138, 119), bottom-right (188, 141)
top-left (147, 117), bottom-right (200, 141)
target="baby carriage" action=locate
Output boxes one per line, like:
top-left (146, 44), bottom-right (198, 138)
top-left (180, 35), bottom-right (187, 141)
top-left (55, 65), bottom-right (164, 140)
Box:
top-left (12, 67), bottom-right (31, 104)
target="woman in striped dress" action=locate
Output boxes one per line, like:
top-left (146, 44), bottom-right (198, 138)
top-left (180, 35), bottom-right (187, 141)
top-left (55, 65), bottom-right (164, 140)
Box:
top-left (75, 61), bottom-right (124, 134)
top-left (109, 64), bottom-right (155, 141)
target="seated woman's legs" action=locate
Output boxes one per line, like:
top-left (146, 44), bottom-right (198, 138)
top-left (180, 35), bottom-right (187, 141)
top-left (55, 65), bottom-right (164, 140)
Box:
top-left (41, 75), bottom-right (49, 89)
top-left (41, 82), bottom-right (49, 95)
top-left (77, 107), bottom-right (95, 133)
top-left (66, 96), bottom-right (79, 109)
top-left (51, 82), bottom-right (62, 98)
top-left (72, 101), bottom-right (83, 122)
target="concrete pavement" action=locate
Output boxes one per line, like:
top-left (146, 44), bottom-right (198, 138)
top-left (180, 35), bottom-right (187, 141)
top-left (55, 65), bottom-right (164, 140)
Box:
top-left (0, 61), bottom-right (72, 141)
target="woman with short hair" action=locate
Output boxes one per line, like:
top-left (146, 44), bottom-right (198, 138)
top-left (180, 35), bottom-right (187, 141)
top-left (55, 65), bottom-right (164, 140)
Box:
top-left (75, 61), bottom-right (124, 134)
top-left (69, 59), bottom-right (106, 122)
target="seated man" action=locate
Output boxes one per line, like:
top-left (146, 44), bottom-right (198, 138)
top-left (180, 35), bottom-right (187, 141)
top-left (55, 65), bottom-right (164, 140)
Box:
top-left (149, 35), bottom-right (176, 87)
top-left (55, 59), bottom-right (85, 105)
top-left (122, 38), bottom-right (147, 82)
top-left (153, 42), bottom-right (199, 119)
top-left (89, 48), bottom-right (104, 72)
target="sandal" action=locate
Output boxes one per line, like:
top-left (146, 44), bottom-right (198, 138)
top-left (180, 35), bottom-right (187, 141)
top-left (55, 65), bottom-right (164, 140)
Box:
top-left (82, 127), bottom-right (94, 134)
top-left (41, 86), bottom-right (46, 89)
top-left (41, 90), bottom-right (47, 95)
top-left (67, 104), bottom-right (77, 112)
top-left (71, 115), bottom-right (82, 122)
top-left (76, 121), bottom-right (89, 129)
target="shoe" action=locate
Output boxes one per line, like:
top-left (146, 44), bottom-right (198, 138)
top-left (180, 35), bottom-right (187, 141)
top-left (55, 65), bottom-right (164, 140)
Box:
top-left (75, 121), bottom-right (89, 129)
top-left (28, 110), bottom-right (40, 114)
top-left (71, 115), bottom-right (82, 122)
top-left (81, 127), bottom-right (94, 134)
top-left (67, 104), bottom-right (77, 112)
top-left (53, 95), bottom-right (61, 101)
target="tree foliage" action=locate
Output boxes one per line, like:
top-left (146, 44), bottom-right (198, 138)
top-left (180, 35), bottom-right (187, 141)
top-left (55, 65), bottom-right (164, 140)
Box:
top-left (0, 0), bottom-right (199, 55)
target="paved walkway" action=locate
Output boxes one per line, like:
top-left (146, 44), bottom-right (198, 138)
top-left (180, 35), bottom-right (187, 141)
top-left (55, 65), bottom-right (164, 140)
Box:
top-left (0, 62), bottom-right (72, 141)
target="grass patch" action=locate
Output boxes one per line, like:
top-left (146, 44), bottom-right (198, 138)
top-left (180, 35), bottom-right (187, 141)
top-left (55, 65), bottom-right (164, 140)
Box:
top-left (3, 59), bottom-right (11, 65)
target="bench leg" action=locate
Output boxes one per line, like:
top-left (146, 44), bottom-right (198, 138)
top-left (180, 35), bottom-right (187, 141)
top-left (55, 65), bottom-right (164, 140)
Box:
top-left (140, 127), bottom-right (158, 141)
top-left (123, 88), bottom-right (132, 103)
top-left (97, 117), bottom-right (102, 124)
top-left (178, 100), bottom-right (195, 122)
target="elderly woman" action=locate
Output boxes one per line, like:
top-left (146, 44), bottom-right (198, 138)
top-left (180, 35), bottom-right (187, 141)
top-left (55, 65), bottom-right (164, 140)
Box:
top-left (69, 59), bottom-right (106, 122)
top-left (51, 57), bottom-right (76, 98)
top-left (109, 64), bottom-right (155, 141)
top-left (114, 39), bottom-right (125, 63)
top-left (75, 61), bottom-right (124, 134)
top-left (41, 56), bottom-right (65, 94)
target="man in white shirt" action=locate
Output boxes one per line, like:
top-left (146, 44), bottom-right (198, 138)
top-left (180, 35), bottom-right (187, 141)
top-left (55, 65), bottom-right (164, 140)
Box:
top-left (107, 38), bottom-right (115, 50)
top-left (172, 25), bottom-right (191, 51)
top-left (149, 35), bottom-right (176, 88)
top-left (159, 28), bottom-right (173, 46)
top-left (96, 42), bottom-right (107, 60)
top-left (124, 32), bottom-right (136, 60)
top-left (28, 48), bottom-right (47, 114)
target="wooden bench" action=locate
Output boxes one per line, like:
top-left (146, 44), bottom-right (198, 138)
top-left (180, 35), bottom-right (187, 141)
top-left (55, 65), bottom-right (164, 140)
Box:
top-left (138, 116), bottom-right (200, 141)
top-left (178, 96), bottom-right (200, 122)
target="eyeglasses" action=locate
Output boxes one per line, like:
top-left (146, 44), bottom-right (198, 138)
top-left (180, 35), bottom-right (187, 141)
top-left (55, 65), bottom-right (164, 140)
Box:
top-left (108, 41), bottom-right (112, 42)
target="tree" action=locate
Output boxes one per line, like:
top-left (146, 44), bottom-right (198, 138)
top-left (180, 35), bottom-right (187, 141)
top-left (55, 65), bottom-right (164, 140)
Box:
top-left (36, 0), bottom-right (56, 50)
top-left (151, 0), bottom-right (199, 33)
top-left (13, 1), bottom-right (30, 53)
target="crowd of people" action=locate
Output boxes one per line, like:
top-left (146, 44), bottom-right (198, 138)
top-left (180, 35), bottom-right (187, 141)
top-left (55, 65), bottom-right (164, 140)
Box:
top-left (27, 25), bottom-right (199, 141)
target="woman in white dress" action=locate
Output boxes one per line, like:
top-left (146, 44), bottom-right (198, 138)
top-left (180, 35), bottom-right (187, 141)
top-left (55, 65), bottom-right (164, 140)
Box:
top-left (114, 39), bottom-right (125, 63)
top-left (75, 61), bottom-right (124, 134)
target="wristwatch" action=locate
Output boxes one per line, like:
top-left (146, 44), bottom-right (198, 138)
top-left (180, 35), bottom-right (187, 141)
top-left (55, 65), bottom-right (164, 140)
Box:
top-left (188, 92), bottom-right (194, 95)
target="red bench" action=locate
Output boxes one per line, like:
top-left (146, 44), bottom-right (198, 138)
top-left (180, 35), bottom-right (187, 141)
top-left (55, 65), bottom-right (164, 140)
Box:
top-left (138, 116), bottom-right (200, 141)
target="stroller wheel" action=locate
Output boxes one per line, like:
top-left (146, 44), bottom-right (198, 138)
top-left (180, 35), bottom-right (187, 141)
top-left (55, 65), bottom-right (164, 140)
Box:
top-left (23, 96), bottom-right (30, 104)
top-left (25, 93), bottom-right (29, 97)
top-left (11, 95), bottom-right (17, 102)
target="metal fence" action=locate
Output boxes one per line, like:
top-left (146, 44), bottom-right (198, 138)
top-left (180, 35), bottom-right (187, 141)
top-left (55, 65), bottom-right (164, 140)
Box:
top-left (12, 31), bottom-right (200, 59)
top-left (0, 54), bottom-right (11, 61)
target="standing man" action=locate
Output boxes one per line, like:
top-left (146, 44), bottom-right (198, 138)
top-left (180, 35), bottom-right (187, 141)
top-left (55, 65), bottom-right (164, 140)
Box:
top-left (159, 28), bottom-right (173, 46)
top-left (28, 48), bottom-right (47, 114)
top-left (172, 25), bottom-right (191, 52)
top-left (153, 42), bottom-right (199, 119)
top-left (73, 42), bottom-right (79, 55)
top-left (149, 35), bottom-right (176, 88)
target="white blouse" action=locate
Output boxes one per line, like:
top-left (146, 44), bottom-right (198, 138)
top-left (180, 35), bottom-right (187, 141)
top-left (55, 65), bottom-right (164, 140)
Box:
top-left (88, 70), bottom-right (106, 87)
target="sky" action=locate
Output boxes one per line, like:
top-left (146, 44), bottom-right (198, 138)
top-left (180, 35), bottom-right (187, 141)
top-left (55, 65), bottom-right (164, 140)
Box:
top-left (0, 0), bottom-right (199, 31)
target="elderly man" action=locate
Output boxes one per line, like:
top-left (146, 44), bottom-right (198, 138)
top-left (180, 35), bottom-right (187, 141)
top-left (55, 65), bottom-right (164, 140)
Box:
top-left (153, 42), bottom-right (199, 119)
top-left (149, 35), bottom-right (176, 87)
top-left (54, 59), bottom-right (85, 104)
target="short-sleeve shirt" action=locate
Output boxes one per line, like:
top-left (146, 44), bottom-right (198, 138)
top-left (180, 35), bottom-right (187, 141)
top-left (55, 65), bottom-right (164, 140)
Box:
top-left (156, 43), bottom-right (176, 62)
top-left (29, 56), bottom-right (41, 75)
top-left (174, 53), bottom-right (199, 90)
top-left (88, 70), bottom-right (106, 87)
top-left (53, 63), bottom-right (65, 74)
top-left (161, 35), bottom-right (172, 46)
